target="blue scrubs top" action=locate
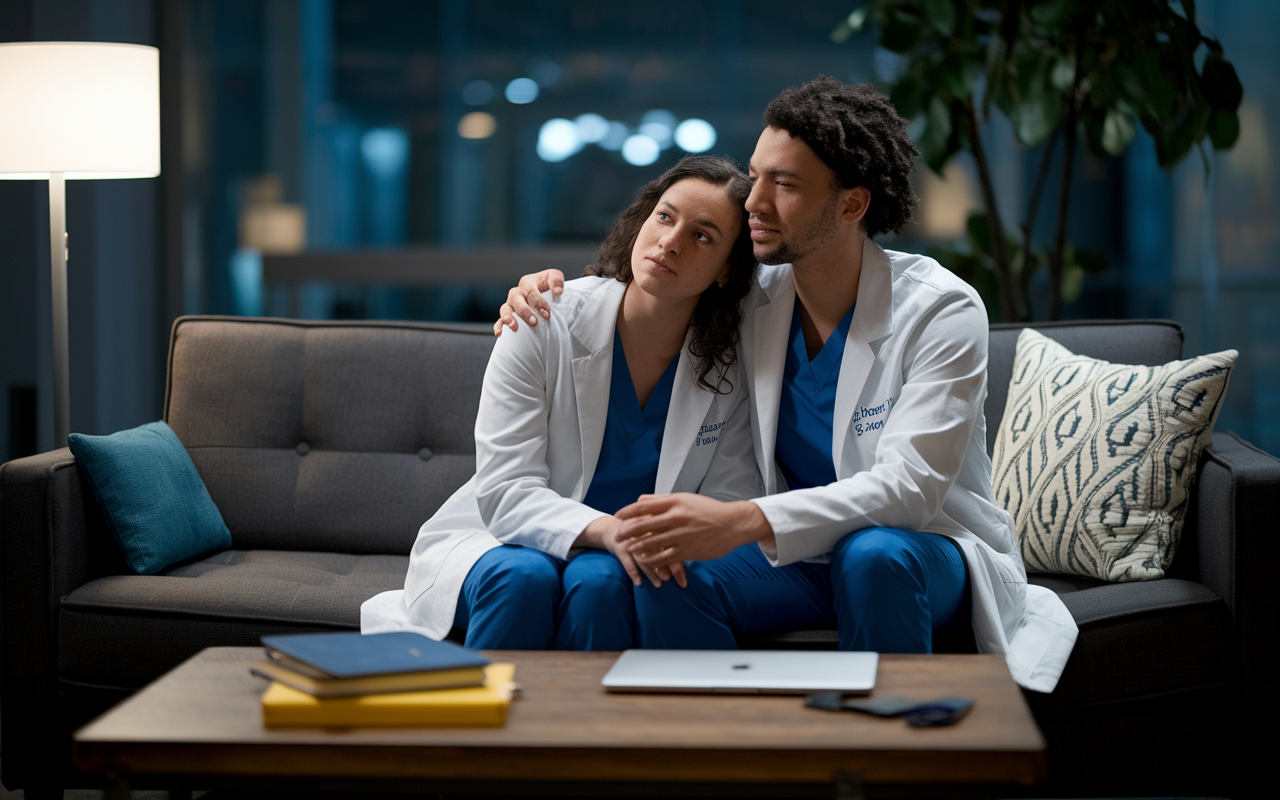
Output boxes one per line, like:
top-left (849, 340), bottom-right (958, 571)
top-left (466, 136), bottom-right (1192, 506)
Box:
top-left (775, 298), bottom-right (856, 491)
top-left (582, 329), bottom-right (680, 515)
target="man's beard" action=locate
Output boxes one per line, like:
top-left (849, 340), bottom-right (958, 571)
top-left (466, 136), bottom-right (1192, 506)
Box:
top-left (752, 191), bottom-right (841, 266)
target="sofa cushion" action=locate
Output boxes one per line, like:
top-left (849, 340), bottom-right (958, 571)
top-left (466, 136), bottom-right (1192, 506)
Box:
top-left (993, 329), bottom-right (1236, 581)
top-left (67, 420), bottom-right (231, 575)
top-left (165, 318), bottom-right (496, 555)
top-left (986, 321), bottom-right (1184, 454)
top-left (58, 550), bottom-right (408, 690)
top-left (1024, 575), bottom-right (1230, 711)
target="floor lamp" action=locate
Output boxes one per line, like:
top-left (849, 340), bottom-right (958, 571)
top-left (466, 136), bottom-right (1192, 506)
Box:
top-left (0, 42), bottom-right (160, 448)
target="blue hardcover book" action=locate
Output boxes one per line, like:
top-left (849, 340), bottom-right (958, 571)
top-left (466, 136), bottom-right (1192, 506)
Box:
top-left (260, 631), bottom-right (490, 679)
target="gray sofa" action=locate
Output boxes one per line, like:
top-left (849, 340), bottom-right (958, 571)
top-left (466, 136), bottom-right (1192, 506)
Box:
top-left (3, 315), bottom-right (1278, 798)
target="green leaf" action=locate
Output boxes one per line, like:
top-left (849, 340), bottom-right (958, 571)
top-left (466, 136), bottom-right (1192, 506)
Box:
top-left (1061, 263), bottom-right (1086, 304)
top-left (917, 96), bottom-right (954, 173)
top-left (1201, 57), bottom-right (1243, 111)
top-left (967, 212), bottom-right (993, 257)
top-left (941, 55), bottom-right (971, 100)
top-left (1051, 56), bottom-right (1076, 93)
top-left (922, 0), bottom-right (956, 37)
top-left (1073, 248), bottom-right (1109, 276)
top-left (1011, 88), bottom-right (1062, 147)
top-left (1029, 0), bottom-right (1075, 29)
top-left (1156, 100), bottom-right (1211, 167)
top-left (1119, 50), bottom-right (1175, 121)
top-left (881, 10), bottom-right (924, 54)
top-left (891, 76), bottom-right (926, 119)
top-left (1101, 110), bottom-right (1137, 155)
top-left (830, 6), bottom-right (870, 43)
top-left (1208, 107), bottom-right (1240, 150)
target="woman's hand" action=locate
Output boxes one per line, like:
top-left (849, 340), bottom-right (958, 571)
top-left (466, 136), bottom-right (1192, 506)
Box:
top-left (615, 494), bottom-right (775, 568)
top-left (494, 269), bottom-right (567, 336)
top-left (576, 515), bottom-right (687, 589)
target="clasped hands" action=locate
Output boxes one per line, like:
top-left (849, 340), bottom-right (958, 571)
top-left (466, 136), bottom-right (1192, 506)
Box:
top-left (583, 494), bottom-right (775, 590)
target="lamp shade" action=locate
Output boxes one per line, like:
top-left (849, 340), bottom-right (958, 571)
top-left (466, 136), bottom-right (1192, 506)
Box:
top-left (0, 42), bottom-right (159, 179)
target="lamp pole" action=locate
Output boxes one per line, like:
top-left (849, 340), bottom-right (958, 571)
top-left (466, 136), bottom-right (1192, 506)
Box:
top-left (48, 172), bottom-right (69, 446)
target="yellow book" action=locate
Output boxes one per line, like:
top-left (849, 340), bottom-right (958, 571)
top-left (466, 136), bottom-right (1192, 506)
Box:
top-left (261, 663), bottom-right (516, 728)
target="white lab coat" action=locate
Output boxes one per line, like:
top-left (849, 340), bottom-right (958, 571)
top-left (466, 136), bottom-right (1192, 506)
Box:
top-left (743, 240), bottom-right (1078, 693)
top-left (361, 276), bottom-right (762, 640)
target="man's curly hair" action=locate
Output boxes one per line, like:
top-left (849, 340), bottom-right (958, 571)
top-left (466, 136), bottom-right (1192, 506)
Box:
top-left (763, 76), bottom-right (919, 238)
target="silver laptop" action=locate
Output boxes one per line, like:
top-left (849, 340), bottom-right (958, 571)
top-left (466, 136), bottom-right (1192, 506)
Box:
top-left (601, 649), bottom-right (878, 695)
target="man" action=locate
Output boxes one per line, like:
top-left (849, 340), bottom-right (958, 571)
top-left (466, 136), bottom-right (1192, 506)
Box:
top-left (497, 77), bottom-right (1076, 692)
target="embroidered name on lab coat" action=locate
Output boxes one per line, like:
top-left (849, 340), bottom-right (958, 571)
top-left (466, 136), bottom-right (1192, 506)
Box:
top-left (853, 396), bottom-right (896, 436)
top-left (695, 420), bottom-right (726, 446)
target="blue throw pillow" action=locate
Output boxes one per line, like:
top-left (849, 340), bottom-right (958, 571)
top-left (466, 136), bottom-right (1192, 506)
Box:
top-left (68, 421), bottom-right (231, 575)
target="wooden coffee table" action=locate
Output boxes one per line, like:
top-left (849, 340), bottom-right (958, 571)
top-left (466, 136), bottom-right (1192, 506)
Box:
top-left (74, 647), bottom-right (1045, 797)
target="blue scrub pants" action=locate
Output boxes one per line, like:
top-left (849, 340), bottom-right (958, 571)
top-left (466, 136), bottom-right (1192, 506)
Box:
top-left (634, 527), bottom-right (970, 653)
top-left (452, 546), bottom-right (635, 650)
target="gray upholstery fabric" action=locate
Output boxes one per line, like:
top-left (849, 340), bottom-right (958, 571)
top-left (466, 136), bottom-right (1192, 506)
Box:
top-left (59, 549), bottom-right (409, 689)
top-left (985, 320), bottom-right (1184, 454)
top-left (165, 318), bottom-right (495, 555)
top-left (1025, 575), bottom-right (1229, 711)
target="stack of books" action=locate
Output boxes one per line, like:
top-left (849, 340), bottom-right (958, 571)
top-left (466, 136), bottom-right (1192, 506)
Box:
top-left (253, 631), bottom-right (516, 728)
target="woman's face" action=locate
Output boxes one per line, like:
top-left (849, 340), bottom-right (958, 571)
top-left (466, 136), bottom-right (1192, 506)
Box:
top-left (630, 178), bottom-right (743, 304)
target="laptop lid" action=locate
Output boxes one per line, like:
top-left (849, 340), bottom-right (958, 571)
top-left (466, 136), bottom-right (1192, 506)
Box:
top-left (601, 649), bottom-right (878, 695)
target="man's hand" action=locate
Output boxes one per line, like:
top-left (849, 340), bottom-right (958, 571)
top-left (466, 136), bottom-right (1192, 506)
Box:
top-left (575, 515), bottom-right (688, 589)
top-left (494, 269), bottom-right (566, 336)
top-left (614, 494), bottom-right (775, 570)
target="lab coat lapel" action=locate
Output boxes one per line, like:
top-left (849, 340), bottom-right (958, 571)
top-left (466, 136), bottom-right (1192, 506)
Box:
top-left (749, 270), bottom-right (796, 494)
top-left (832, 239), bottom-right (895, 470)
top-left (569, 279), bottom-right (627, 498)
top-left (655, 329), bottom-right (713, 493)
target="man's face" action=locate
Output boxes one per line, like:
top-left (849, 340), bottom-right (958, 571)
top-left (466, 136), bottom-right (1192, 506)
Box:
top-left (746, 126), bottom-right (843, 266)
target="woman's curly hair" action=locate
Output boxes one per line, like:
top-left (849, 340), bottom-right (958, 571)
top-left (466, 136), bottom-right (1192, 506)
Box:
top-left (764, 76), bottom-right (919, 237)
top-left (586, 155), bottom-right (755, 394)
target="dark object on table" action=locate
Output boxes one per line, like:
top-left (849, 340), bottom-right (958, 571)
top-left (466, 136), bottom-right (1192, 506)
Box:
top-left (805, 692), bottom-right (974, 726)
top-left (903, 697), bottom-right (974, 727)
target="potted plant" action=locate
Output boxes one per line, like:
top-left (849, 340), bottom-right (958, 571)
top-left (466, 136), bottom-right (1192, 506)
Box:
top-left (833, 0), bottom-right (1243, 321)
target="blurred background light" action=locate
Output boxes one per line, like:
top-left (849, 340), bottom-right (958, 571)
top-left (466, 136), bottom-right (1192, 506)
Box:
top-left (639, 109), bottom-right (677, 149)
top-left (575, 113), bottom-right (610, 144)
top-left (458, 111), bottom-right (496, 139)
top-left (599, 121), bottom-right (629, 151)
top-left (674, 119), bottom-right (717, 153)
top-left (531, 58), bottom-right (561, 87)
top-left (537, 118), bottom-right (582, 162)
top-left (621, 134), bottom-right (660, 166)
top-left (505, 77), bottom-right (539, 104)
top-left (462, 79), bottom-right (494, 106)
top-left (361, 128), bottom-right (409, 178)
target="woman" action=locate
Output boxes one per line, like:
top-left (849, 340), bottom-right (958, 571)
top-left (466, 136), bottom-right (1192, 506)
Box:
top-left (361, 155), bottom-right (762, 649)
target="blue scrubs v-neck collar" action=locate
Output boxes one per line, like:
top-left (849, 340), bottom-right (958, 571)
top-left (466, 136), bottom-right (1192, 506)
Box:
top-left (774, 298), bottom-right (856, 491)
top-left (581, 329), bottom-right (680, 515)
top-left (609, 328), bottom-right (678, 442)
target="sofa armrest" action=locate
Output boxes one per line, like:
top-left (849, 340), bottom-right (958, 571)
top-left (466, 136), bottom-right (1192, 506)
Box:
top-left (0, 447), bottom-right (117, 788)
top-left (1196, 431), bottom-right (1280, 662)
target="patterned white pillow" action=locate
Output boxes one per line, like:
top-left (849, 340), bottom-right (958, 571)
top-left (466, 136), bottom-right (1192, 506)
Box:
top-left (992, 328), bottom-right (1237, 582)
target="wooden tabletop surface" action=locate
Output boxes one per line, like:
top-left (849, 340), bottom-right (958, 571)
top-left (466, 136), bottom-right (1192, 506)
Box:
top-left (73, 647), bottom-right (1045, 786)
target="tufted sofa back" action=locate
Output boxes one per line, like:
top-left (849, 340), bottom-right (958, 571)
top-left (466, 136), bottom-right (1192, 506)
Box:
top-left (164, 317), bottom-right (496, 556)
top-left (165, 316), bottom-right (1188, 555)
